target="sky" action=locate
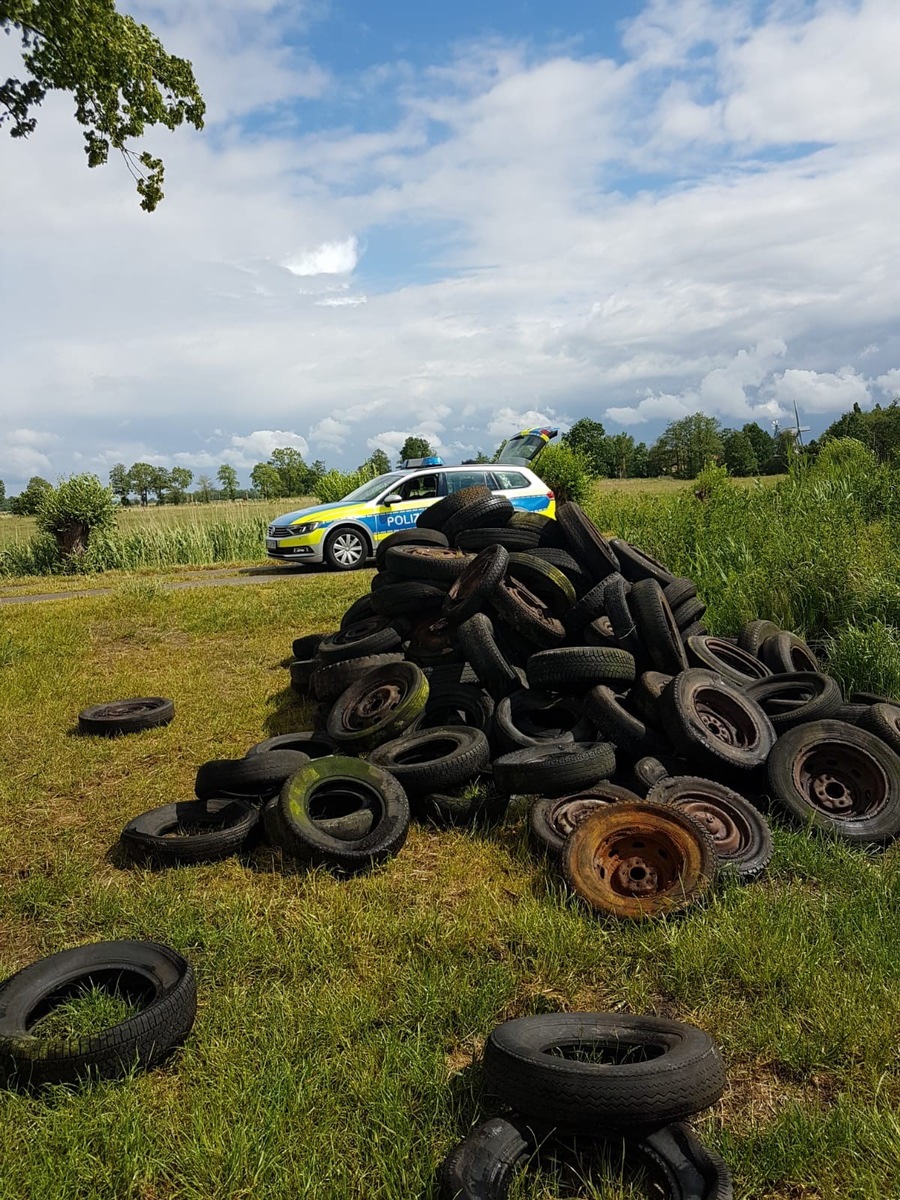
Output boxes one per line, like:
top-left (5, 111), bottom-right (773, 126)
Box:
top-left (2, 0), bottom-right (900, 488)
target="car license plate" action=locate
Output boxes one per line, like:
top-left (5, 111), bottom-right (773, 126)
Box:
top-left (266, 538), bottom-right (279, 549)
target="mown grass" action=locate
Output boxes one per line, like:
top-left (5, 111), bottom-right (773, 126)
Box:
top-left (0, 570), bottom-right (898, 1198)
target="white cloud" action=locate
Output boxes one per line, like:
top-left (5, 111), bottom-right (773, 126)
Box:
top-left (771, 367), bottom-right (872, 414)
top-left (283, 238), bottom-right (360, 277)
top-left (875, 368), bottom-right (900, 397)
top-left (7, 428), bottom-right (59, 447)
top-left (224, 430), bottom-right (309, 466)
top-left (0, 446), bottom-right (54, 478)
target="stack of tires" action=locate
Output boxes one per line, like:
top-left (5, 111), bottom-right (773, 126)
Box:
top-left (440, 1012), bottom-right (732, 1199)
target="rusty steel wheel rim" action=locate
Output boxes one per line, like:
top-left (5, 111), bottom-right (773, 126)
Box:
top-left (693, 687), bottom-right (759, 749)
top-left (411, 616), bottom-right (454, 655)
top-left (676, 799), bottom-right (748, 856)
top-left (565, 806), bottom-right (713, 918)
top-left (548, 795), bottom-right (618, 837)
top-left (793, 744), bottom-right (888, 820)
top-left (449, 551), bottom-right (496, 602)
top-left (342, 681), bottom-right (407, 731)
top-left (405, 546), bottom-right (465, 560)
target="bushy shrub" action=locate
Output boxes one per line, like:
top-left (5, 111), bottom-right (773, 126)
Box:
top-left (36, 474), bottom-right (117, 560)
top-left (533, 443), bottom-right (591, 505)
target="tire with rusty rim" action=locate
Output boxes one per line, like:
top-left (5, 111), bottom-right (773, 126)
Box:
top-left (78, 697), bottom-right (174, 736)
top-left (858, 702), bottom-right (900, 756)
top-left (406, 614), bottom-right (463, 667)
top-left (316, 617), bottom-right (403, 663)
top-left (374, 527), bottom-right (449, 570)
top-left (483, 1011), bottom-right (726, 1133)
top-left (369, 726), bottom-right (489, 794)
top-left (443, 545), bottom-right (509, 624)
top-left (759, 631), bottom-right (820, 674)
top-left (326, 661), bottom-right (429, 751)
top-left (529, 782), bottom-right (640, 855)
top-left (648, 776), bottom-right (773, 883)
top-left (685, 635), bottom-right (772, 686)
top-left (506, 552), bottom-right (576, 616)
top-left (277, 757), bottom-right (410, 871)
top-left (492, 577), bottom-right (566, 649)
top-left (766, 720), bottom-right (900, 843)
top-left (563, 801), bottom-right (717, 919)
top-left (744, 672), bottom-right (842, 733)
top-left (660, 670), bottom-right (776, 773)
top-left (493, 741), bottom-right (616, 797)
top-left (385, 544), bottom-right (473, 582)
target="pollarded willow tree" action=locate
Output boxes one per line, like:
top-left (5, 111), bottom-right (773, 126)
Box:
top-left (0, 0), bottom-right (205, 210)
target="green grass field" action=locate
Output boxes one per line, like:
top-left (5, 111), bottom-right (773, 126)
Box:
top-left (0, 562), bottom-right (899, 1199)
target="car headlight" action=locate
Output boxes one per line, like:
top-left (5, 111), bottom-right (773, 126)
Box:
top-left (288, 522), bottom-right (322, 535)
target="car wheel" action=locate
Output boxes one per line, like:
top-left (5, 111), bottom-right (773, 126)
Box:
top-left (325, 526), bottom-right (368, 570)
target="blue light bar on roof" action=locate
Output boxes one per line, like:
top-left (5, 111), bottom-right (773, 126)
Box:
top-left (400, 455), bottom-right (444, 469)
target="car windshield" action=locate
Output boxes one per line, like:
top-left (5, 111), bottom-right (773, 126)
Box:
top-left (340, 472), bottom-right (405, 503)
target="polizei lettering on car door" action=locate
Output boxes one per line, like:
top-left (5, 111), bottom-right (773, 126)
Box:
top-left (385, 511), bottom-right (422, 528)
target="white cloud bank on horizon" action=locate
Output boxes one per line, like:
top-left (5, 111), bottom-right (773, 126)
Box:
top-left (1, 0), bottom-right (900, 484)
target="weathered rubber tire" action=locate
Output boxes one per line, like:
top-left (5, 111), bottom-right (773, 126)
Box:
top-left (374, 527), bottom-right (449, 571)
top-left (648, 776), bottom-right (773, 882)
top-left (291, 633), bottom-right (325, 660)
top-left (443, 545), bottom-right (509, 624)
top-left (529, 782), bottom-right (640, 855)
top-left (455, 526), bottom-right (540, 553)
top-left (420, 679), bottom-right (495, 734)
top-left (339, 593), bottom-right (376, 629)
top-left (289, 658), bottom-right (317, 697)
top-left (385, 544), bottom-right (473, 582)
top-left (457, 613), bottom-right (520, 700)
top-left (630, 671), bottom-right (675, 723)
top-left (444, 495), bottom-right (515, 542)
top-left (369, 726), bottom-right (490, 795)
top-left (483, 1011), bottom-right (726, 1133)
top-left (632, 755), bottom-right (682, 794)
top-left (663, 578), bottom-right (698, 611)
top-left (493, 741), bottom-right (616, 797)
top-left (420, 785), bottom-right (508, 828)
top-left (263, 793), bottom-right (374, 845)
top-left (370, 582), bottom-right (448, 618)
top-left (563, 801), bottom-right (718, 920)
top-left (584, 685), bottom-right (669, 758)
top-left (610, 540), bottom-right (676, 587)
top-left (759, 631), bottom-right (820, 674)
top-left (744, 672), bottom-right (842, 733)
top-left (406, 614), bottom-right (463, 668)
top-left (858, 702), bottom-right (900, 756)
top-left (673, 596), bottom-right (708, 632)
top-left (685, 635), bottom-right (772, 686)
top-left (492, 577), bottom-right (566, 649)
top-left (659, 670), bottom-right (776, 774)
top-left (603, 573), bottom-right (643, 659)
top-left (737, 618), bottom-right (782, 658)
top-left (245, 731), bottom-right (336, 759)
top-left (316, 617), bottom-right (402, 663)
top-left (194, 750), bottom-right (311, 801)
top-left (120, 798), bottom-right (259, 864)
top-left (630, 580), bottom-right (689, 675)
top-left (506, 552), bottom-right (577, 616)
top-left (277, 756), bottom-right (410, 871)
top-left (493, 690), bottom-right (592, 751)
top-left (766, 720), bottom-right (900, 843)
top-left (0, 941), bottom-right (196, 1089)
top-left (556, 503), bottom-right (620, 583)
top-left (312, 653), bottom-right (405, 703)
top-left (526, 547), bottom-right (593, 596)
top-left (326, 661), bottom-right (429, 751)
top-left (526, 646), bottom-right (635, 693)
top-left (416, 486), bottom-right (492, 532)
top-left (78, 698), bottom-right (174, 736)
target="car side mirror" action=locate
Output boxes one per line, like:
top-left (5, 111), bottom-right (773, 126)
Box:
top-left (384, 493), bottom-right (403, 505)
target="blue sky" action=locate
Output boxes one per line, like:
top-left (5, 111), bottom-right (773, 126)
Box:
top-left (1, 0), bottom-right (900, 486)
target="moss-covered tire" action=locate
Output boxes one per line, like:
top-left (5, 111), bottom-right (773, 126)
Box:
top-left (326, 661), bottom-right (429, 751)
top-left (277, 757), bottom-right (410, 871)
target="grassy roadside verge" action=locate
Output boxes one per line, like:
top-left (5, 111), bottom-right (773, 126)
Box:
top-left (0, 576), bottom-right (898, 1199)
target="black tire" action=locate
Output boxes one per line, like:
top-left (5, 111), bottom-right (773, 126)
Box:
top-left (369, 726), bottom-right (490, 794)
top-left (245, 731), bottom-right (336, 759)
top-left (312, 653), bottom-right (405, 703)
top-left (277, 756), bottom-right (410, 871)
top-left (407, 614), bottom-right (463, 668)
top-left (834, 702), bottom-right (869, 725)
top-left (672, 596), bottom-right (707, 631)
top-left (603, 573), bottom-right (643, 659)
top-left (492, 577), bottom-right (566, 650)
top-left (630, 580), bottom-right (689, 674)
top-left (483, 1012), bottom-right (726, 1135)
top-left (663, 578), bottom-right (698, 611)
top-left (78, 697), bottom-right (174, 736)
top-left (766, 720), bottom-right (900, 843)
top-left (326, 660), bottom-right (429, 751)
top-left (457, 613), bottom-right (520, 700)
top-left (685, 635), bottom-right (772, 686)
top-left (610, 539), bottom-right (676, 586)
top-left (633, 755), bottom-right (680, 794)
top-left (455, 526), bottom-right (540, 553)
top-left (680, 621), bottom-right (709, 642)
top-left (339, 593), bottom-right (376, 629)
top-left (529, 782), bottom-right (640, 855)
top-left (858, 702), bottom-right (900, 756)
top-left (759, 631), bottom-right (820, 674)
top-left (323, 525), bottom-right (369, 571)
top-left (659, 670), bottom-right (776, 773)
top-left (438, 1116), bottom-right (733, 1200)
top-left (0, 941), bottom-right (196, 1089)
top-left (385, 544), bottom-right (473, 582)
top-left (289, 658), bottom-right (316, 697)
top-left (737, 618), bottom-right (782, 657)
top-left (850, 691), bottom-right (898, 706)
top-left (444, 495), bottom-right (515, 542)
top-left (649, 776), bottom-right (773, 882)
top-left (526, 647), bottom-right (635, 693)
top-left (506, 552), bottom-right (576, 616)
top-left (416, 486), bottom-right (492, 531)
top-left (120, 798), bottom-right (259, 864)
top-left (443, 545), bottom-right (509, 624)
top-left (556, 503), bottom-right (620, 583)
top-left (374, 527), bottom-right (449, 571)
top-left (194, 750), bottom-right (310, 801)
top-left (370, 581), bottom-right (448, 618)
top-left (291, 633), bottom-right (325, 660)
top-left (316, 617), bottom-right (402, 663)
top-left (421, 785), bottom-right (508, 828)
top-left (420, 681), bottom-right (495, 734)
top-left (584, 685), bottom-right (669, 758)
top-left (630, 671), bottom-right (674, 723)
top-left (493, 741), bottom-right (616, 796)
top-left (744, 672), bottom-right (842, 733)
top-left (562, 580), bottom-right (609, 638)
top-left (526, 547), bottom-right (593, 596)
top-left (493, 689), bottom-right (593, 751)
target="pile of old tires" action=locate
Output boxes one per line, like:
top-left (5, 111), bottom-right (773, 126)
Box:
top-left (275, 486), bottom-right (900, 912)
top-left (440, 1011), bottom-right (732, 1198)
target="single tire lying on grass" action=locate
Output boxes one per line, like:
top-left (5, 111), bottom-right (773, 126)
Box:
top-left (482, 1011), bottom-right (727, 1135)
top-left (0, 941), bottom-right (196, 1089)
top-left (562, 801), bottom-right (717, 919)
top-left (78, 697), bottom-right (174, 736)
top-left (120, 798), bottom-right (260, 865)
top-left (276, 756), bottom-right (410, 871)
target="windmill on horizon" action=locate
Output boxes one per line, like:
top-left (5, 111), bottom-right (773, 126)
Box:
top-left (772, 401), bottom-right (811, 446)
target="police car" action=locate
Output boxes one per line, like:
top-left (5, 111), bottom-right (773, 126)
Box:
top-left (266, 427), bottom-right (558, 570)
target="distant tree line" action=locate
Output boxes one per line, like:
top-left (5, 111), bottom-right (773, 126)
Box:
top-left (2, 402), bottom-right (899, 511)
